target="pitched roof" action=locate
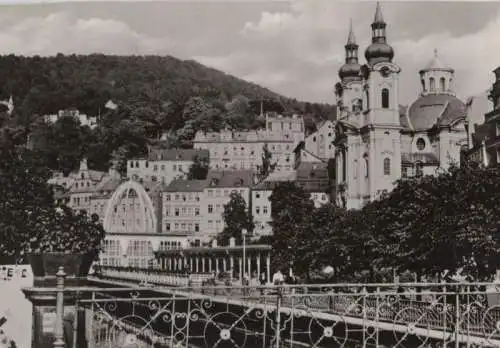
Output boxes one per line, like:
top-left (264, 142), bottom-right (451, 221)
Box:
top-left (205, 170), bottom-right (254, 188)
top-left (164, 179), bottom-right (207, 192)
top-left (252, 171), bottom-right (297, 190)
top-left (147, 148), bottom-right (209, 161)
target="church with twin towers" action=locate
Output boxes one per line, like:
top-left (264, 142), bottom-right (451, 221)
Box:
top-left (333, 2), bottom-right (469, 209)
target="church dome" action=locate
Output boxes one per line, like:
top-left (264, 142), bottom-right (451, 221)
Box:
top-left (408, 94), bottom-right (466, 130)
top-left (365, 42), bottom-right (394, 65)
top-left (339, 62), bottom-right (362, 81)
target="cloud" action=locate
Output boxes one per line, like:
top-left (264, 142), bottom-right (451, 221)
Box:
top-left (0, 11), bottom-right (176, 56)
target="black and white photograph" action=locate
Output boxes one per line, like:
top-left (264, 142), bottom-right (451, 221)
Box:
top-left (1, 0), bottom-right (500, 347)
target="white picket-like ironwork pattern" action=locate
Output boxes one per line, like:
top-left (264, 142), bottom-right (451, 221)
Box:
top-left (65, 280), bottom-right (500, 348)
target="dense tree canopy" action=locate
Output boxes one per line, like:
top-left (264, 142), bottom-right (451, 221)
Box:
top-left (0, 54), bottom-right (335, 174)
top-left (217, 192), bottom-right (254, 246)
top-left (266, 163), bottom-right (500, 283)
top-left (0, 142), bottom-right (105, 263)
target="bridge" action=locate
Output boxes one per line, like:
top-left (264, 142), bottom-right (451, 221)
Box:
top-left (25, 266), bottom-right (500, 348)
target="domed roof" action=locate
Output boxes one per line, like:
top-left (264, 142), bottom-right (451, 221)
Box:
top-left (339, 62), bottom-right (362, 81)
top-left (365, 42), bottom-right (394, 65)
top-left (407, 94), bottom-right (466, 130)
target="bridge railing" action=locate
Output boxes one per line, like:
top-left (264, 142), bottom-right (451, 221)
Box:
top-left (40, 266), bottom-right (500, 348)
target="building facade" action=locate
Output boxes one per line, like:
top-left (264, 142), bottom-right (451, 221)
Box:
top-left (467, 67), bottom-right (500, 166)
top-left (303, 120), bottom-right (336, 161)
top-left (43, 108), bottom-right (97, 129)
top-left (126, 148), bottom-right (209, 185)
top-left (193, 114), bottom-right (305, 173)
top-left (334, 3), bottom-right (468, 209)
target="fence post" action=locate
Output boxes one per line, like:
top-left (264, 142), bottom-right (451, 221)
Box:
top-left (275, 287), bottom-right (282, 348)
top-left (53, 266), bottom-right (66, 348)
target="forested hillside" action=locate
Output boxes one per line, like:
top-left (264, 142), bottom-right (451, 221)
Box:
top-left (0, 54), bottom-right (335, 175)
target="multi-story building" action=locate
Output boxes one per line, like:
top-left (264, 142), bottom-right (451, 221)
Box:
top-left (43, 108), bottom-right (97, 129)
top-left (295, 162), bottom-right (331, 208)
top-left (193, 114), bottom-right (305, 173)
top-left (48, 159), bottom-right (110, 212)
top-left (304, 120), bottom-right (336, 161)
top-left (334, 3), bottom-right (468, 209)
top-left (467, 67), bottom-right (500, 166)
top-left (162, 179), bottom-right (206, 244)
top-left (126, 148), bottom-right (209, 185)
top-left (200, 170), bottom-right (254, 241)
top-left (251, 170), bottom-right (297, 237)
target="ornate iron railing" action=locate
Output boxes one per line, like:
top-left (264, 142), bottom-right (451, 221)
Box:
top-left (36, 276), bottom-right (500, 348)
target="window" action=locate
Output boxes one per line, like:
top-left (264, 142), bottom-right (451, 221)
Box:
top-left (195, 208), bottom-right (200, 216)
top-left (256, 206), bottom-right (260, 214)
top-left (153, 165), bottom-right (158, 171)
top-left (263, 206), bottom-right (268, 214)
top-left (440, 77), bottom-right (446, 91)
top-left (429, 77), bottom-right (435, 91)
top-left (364, 89), bottom-right (370, 109)
top-left (161, 164), bottom-right (165, 170)
top-left (175, 208), bottom-right (179, 216)
top-left (208, 204), bottom-right (213, 213)
top-left (173, 164), bottom-right (177, 171)
top-left (166, 223), bottom-right (170, 231)
top-left (415, 162), bottom-right (423, 178)
top-left (381, 88), bottom-right (389, 108)
top-left (416, 138), bottom-right (426, 151)
top-left (195, 223), bottom-right (199, 232)
top-left (383, 158), bottom-right (391, 175)
top-left (130, 161), bottom-right (134, 168)
top-left (353, 159), bottom-right (358, 179)
top-left (421, 79), bottom-right (425, 91)
top-left (255, 193), bottom-right (260, 199)
top-left (364, 154), bottom-right (369, 178)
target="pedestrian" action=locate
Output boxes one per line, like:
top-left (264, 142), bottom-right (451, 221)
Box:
top-left (260, 272), bottom-right (267, 295)
top-left (272, 270), bottom-right (284, 286)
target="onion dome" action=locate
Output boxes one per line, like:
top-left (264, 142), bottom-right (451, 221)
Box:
top-left (408, 94), bottom-right (466, 130)
top-left (339, 20), bottom-right (362, 82)
top-left (364, 2), bottom-right (394, 65)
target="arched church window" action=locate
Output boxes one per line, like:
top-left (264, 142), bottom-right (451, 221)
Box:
top-left (353, 159), bottom-right (358, 179)
top-left (381, 88), bottom-right (389, 109)
top-left (342, 149), bottom-right (347, 182)
top-left (415, 161), bottom-right (423, 178)
top-left (383, 158), bottom-right (391, 175)
top-left (449, 78), bottom-right (453, 91)
top-left (416, 138), bottom-right (426, 151)
top-left (421, 79), bottom-right (426, 92)
top-left (440, 77), bottom-right (446, 91)
top-left (363, 154), bottom-right (369, 178)
top-left (429, 77), bottom-right (435, 92)
top-left (364, 90), bottom-right (370, 109)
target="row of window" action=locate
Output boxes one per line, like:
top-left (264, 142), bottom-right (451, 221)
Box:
top-left (73, 181), bottom-right (92, 189)
top-left (165, 193), bottom-right (201, 202)
top-left (254, 206), bottom-right (270, 215)
top-left (129, 161), bottom-right (186, 172)
top-left (207, 204), bottom-right (224, 214)
top-left (207, 189), bottom-right (245, 197)
top-left (402, 163), bottom-right (424, 178)
top-left (164, 207), bottom-right (200, 217)
top-left (165, 222), bottom-right (200, 232)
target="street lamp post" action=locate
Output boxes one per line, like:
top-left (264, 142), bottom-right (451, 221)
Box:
top-left (242, 229), bottom-right (247, 284)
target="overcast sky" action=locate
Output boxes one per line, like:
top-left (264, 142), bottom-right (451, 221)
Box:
top-left (0, 1), bottom-right (497, 106)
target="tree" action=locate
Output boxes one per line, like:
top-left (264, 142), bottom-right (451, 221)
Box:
top-left (0, 143), bottom-right (105, 263)
top-left (269, 182), bottom-right (315, 277)
top-left (258, 143), bottom-right (277, 181)
top-left (187, 155), bottom-right (209, 180)
top-left (217, 192), bottom-right (254, 246)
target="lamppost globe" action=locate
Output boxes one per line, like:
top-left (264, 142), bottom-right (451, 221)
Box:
top-left (321, 266), bottom-right (334, 278)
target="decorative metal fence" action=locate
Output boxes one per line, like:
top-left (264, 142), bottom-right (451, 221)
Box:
top-left (48, 268), bottom-right (500, 347)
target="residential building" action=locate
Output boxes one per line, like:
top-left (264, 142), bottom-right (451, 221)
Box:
top-left (43, 108), bottom-right (97, 129)
top-left (296, 162), bottom-right (331, 208)
top-left (193, 114), bottom-right (305, 172)
top-left (162, 179), bottom-right (206, 245)
top-left (126, 148), bottom-right (209, 185)
top-left (304, 120), bottom-right (336, 161)
top-left (201, 170), bottom-right (254, 241)
top-left (333, 3), bottom-right (468, 209)
top-left (251, 170), bottom-right (297, 237)
top-left (466, 67), bottom-right (500, 166)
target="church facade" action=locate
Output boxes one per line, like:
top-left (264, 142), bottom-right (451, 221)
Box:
top-left (334, 3), bottom-right (468, 210)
